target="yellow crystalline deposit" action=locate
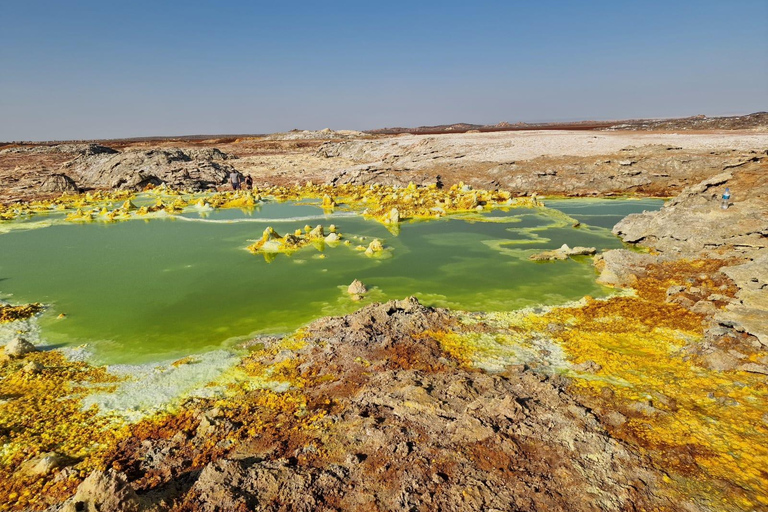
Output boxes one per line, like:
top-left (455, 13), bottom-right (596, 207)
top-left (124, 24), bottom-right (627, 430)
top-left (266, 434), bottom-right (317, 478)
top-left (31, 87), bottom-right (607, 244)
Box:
top-left (495, 260), bottom-right (766, 509)
top-left (246, 224), bottom-right (342, 256)
top-left (219, 191), bottom-right (259, 209)
top-left (192, 190), bottom-right (261, 210)
top-left (0, 351), bottom-right (125, 510)
top-left (0, 303), bottom-right (43, 323)
top-left (0, 191), bottom-right (137, 224)
top-left (0, 326), bottom-right (319, 510)
top-left (3, 183), bottom-right (534, 230)
top-left (259, 182), bottom-right (537, 224)
top-left (431, 259), bottom-right (767, 508)
top-left (423, 330), bottom-right (476, 366)
top-left (532, 298), bottom-right (768, 508)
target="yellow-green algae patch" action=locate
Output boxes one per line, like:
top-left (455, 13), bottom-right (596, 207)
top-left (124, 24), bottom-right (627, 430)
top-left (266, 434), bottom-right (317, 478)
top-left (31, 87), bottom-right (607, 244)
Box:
top-left (436, 260), bottom-right (768, 510)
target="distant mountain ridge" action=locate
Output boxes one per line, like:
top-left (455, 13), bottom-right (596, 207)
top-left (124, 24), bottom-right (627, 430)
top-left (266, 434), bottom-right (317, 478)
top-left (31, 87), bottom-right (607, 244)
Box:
top-left (365, 112), bottom-right (768, 135)
top-left (3, 113), bottom-right (766, 147)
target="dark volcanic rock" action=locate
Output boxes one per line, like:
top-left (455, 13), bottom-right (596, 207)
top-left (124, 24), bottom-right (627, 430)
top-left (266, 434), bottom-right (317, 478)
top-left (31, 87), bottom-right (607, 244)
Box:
top-left (606, 111), bottom-right (768, 131)
top-left (0, 143), bottom-right (117, 157)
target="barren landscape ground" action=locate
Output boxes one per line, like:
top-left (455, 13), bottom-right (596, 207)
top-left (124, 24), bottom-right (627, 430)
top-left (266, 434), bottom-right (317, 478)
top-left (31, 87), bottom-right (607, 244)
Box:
top-left (1, 116), bottom-right (767, 511)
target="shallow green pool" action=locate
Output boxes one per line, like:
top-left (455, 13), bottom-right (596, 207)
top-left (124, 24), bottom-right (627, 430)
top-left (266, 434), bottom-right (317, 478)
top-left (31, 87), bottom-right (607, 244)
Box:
top-left (0, 197), bottom-right (662, 364)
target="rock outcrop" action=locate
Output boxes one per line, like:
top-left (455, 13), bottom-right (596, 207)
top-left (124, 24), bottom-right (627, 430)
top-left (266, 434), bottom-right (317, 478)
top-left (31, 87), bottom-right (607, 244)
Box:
top-left (613, 162), bottom-right (767, 260)
top-left (56, 469), bottom-right (144, 512)
top-left (717, 252), bottom-right (768, 347)
top-left (594, 250), bottom-right (656, 287)
top-left (607, 157), bottom-right (768, 349)
top-left (39, 173), bottom-right (79, 193)
top-left (346, 279), bottom-right (367, 300)
top-left (65, 147), bottom-right (237, 191)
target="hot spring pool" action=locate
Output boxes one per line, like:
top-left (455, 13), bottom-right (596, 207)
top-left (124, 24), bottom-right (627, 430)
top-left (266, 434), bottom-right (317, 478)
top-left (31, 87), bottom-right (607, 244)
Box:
top-left (0, 196), bottom-right (662, 364)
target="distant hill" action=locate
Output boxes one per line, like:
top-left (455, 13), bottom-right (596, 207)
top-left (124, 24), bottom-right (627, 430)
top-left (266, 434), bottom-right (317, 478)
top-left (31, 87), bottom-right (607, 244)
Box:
top-left (365, 112), bottom-right (768, 135)
top-left (605, 112), bottom-right (768, 131)
top-left (3, 113), bottom-right (766, 147)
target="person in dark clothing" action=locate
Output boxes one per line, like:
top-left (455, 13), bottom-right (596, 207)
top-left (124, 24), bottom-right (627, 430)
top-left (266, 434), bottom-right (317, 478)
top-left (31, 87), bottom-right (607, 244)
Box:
top-left (244, 175), bottom-right (253, 190)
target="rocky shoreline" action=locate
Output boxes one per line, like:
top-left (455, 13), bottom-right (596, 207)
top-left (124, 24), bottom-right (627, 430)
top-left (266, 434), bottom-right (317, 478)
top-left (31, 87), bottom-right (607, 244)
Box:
top-left (1, 129), bottom-right (766, 511)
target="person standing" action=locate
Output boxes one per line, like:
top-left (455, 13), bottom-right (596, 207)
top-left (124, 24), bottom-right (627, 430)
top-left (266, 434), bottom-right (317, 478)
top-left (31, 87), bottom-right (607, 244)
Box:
top-left (244, 175), bottom-right (253, 190)
top-left (229, 170), bottom-right (241, 190)
top-left (721, 187), bottom-right (731, 209)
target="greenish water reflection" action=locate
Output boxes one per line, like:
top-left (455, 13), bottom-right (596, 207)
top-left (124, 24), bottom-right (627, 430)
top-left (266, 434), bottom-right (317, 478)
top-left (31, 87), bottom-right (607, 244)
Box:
top-left (0, 197), bottom-right (662, 364)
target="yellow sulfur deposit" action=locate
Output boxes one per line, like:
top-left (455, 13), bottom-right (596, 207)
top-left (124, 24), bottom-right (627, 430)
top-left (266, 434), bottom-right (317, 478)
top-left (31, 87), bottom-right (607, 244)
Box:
top-left (437, 259), bottom-right (768, 509)
top-left (246, 224), bottom-right (342, 257)
top-left (0, 351), bottom-right (126, 510)
top-left (2, 183), bottom-right (538, 233)
top-left (250, 182), bottom-right (538, 224)
top-left (0, 303), bottom-right (44, 323)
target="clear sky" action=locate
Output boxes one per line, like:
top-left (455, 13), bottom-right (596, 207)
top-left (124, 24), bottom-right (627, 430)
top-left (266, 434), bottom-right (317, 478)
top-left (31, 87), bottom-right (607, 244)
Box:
top-left (1, 0), bottom-right (766, 141)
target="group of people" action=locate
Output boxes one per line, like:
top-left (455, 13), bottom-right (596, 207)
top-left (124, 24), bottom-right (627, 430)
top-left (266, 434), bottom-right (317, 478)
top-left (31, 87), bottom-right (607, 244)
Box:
top-left (229, 171), bottom-right (253, 191)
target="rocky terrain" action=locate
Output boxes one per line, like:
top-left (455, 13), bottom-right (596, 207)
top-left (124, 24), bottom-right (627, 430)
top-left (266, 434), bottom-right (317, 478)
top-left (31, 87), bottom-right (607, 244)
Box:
top-left (48, 299), bottom-right (670, 512)
top-left (1, 118), bottom-right (767, 511)
top-left (610, 156), bottom-right (768, 362)
top-left (2, 127), bottom-right (767, 203)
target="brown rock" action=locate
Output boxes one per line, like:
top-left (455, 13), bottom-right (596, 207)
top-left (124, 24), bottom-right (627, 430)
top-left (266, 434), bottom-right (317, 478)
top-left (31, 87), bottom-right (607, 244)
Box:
top-left (39, 173), bottom-right (79, 193)
top-left (61, 470), bottom-right (143, 512)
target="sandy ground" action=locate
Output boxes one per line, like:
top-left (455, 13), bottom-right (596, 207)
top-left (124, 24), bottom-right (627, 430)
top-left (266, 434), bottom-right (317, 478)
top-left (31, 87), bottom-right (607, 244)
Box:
top-left (319, 130), bottom-right (768, 162)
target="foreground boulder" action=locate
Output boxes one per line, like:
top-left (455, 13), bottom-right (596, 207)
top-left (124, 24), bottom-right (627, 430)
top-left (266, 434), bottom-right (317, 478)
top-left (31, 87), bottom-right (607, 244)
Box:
top-left (55, 470), bottom-right (143, 512)
top-left (3, 336), bottom-right (38, 358)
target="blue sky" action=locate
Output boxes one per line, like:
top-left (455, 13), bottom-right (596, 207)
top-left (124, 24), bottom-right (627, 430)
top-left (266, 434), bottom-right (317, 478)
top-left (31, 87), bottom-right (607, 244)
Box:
top-left (1, 0), bottom-right (766, 140)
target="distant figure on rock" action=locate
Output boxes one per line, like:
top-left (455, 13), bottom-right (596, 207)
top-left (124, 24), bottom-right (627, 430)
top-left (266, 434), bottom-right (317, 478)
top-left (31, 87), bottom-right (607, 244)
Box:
top-left (721, 187), bottom-right (731, 210)
top-left (229, 171), bottom-right (241, 190)
top-left (244, 175), bottom-right (253, 190)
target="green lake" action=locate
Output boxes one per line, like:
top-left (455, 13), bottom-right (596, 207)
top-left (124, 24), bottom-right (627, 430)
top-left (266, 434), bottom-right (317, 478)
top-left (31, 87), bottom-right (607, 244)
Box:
top-left (0, 197), bottom-right (663, 364)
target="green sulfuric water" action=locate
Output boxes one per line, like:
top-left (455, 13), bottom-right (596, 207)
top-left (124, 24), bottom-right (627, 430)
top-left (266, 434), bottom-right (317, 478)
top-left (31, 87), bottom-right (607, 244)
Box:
top-left (0, 197), bottom-right (663, 364)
